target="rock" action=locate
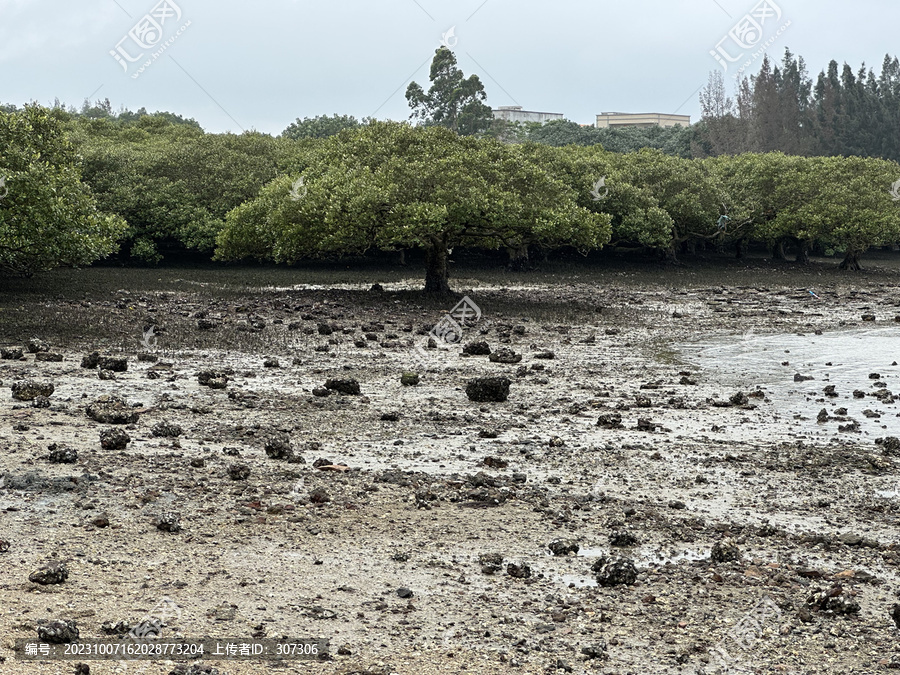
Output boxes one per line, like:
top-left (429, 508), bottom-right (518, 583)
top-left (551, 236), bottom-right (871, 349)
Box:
top-left (37, 619), bottom-right (79, 644)
top-left (75, 663), bottom-right (90, 674)
top-left (877, 436), bottom-right (900, 455)
top-left (47, 444), bottom-right (77, 464)
top-left (489, 347), bottom-right (522, 364)
top-left (1, 347), bottom-right (24, 359)
top-left (534, 350), bottom-right (556, 360)
top-left (479, 553), bottom-right (504, 574)
top-left (197, 368), bottom-right (233, 387)
top-left (155, 512), bottom-right (182, 533)
top-left (396, 587), bottom-right (413, 599)
top-left (794, 373), bottom-right (814, 382)
top-left (29, 562), bottom-right (69, 585)
top-left (100, 427), bottom-right (131, 450)
top-left (807, 585), bottom-right (860, 615)
top-left (465, 377), bottom-right (510, 403)
top-left (507, 562), bottom-right (532, 579)
top-left (729, 391), bottom-right (749, 406)
top-left (11, 379), bottom-right (54, 401)
top-left (324, 378), bottom-right (361, 395)
top-left (312, 387), bottom-right (331, 397)
top-left (823, 385), bottom-right (838, 397)
top-left (609, 531), bottom-right (639, 547)
top-left (35, 352), bottom-right (63, 362)
top-left (679, 375), bottom-right (697, 385)
top-left (263, 357), bottom-right (280, 368)
top-left (90, 513), bottom-right (110, 528)
top-left (548, 539), bottom-right (579, 556)
top-left (369, 283), bottom-right (384, 292)
top-left (593, 557), bottom-right (637, 586)
top-left (317, 323), bottom-right (334, 336)
top-left (264, 432), bottom-right (294, 460)
top-left (817, 408), bottom-right (829, 423)
top-left (401, 372), bottom-right (420, 386)
top-left (309, 487), bottom-right (331, 504)
top-left (98, 369), bottom-right (116, 381)
top-left (597, 413), bottom-right (623, 429)
top-left (227, 463), bottom-right (251, 480)
top-left (98, 356), bottom-right (127, 372)
top-left (462, 341), bottom-right (491, 356)
top-left (711, 538), bottom-right (742, 563)
top-left (862, 314), bottom-right (876, 322)
top-left (86, 396), bottom-right (138, 424)
top-left (25, 338), bottom-right (49, 353)
top-left (137, 352), bottom-right (158, 362)
top-left (581, 643), bottom-right (608, 660)
top-left (31, 395), bottom-right (51, 409)
top-left (891, 604), bottom-right (900, 629)
top-left (482, 456), bottom-right (508, 469)
top-left (151, 422), bottom-right (183, 438)
top-left (196, 318), bottom-right (220, 330)
top-left (81, 351), bottom-right (101, 369)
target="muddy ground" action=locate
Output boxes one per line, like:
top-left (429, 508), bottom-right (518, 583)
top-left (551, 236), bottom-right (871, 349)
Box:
top-left (2, 254), bottom-right (900, 675)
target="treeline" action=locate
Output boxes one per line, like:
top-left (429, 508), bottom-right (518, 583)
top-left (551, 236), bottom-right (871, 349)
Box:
top-left (2, 106), bottom-right (899, 289)
top-left (697, 50), bottom-right (900, 161)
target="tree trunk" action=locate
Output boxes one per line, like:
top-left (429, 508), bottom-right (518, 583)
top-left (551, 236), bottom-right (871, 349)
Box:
top-left (424, 241), bottom-right (451, 295)
top-left (839, 250), bottom-right (862, 271)
top-left (506, 244), bottom-right (530, 272)
top-left (772, 239), bottom-right (786, 260)
top-left (796, 240), bottom-right (810, 265)
top-left (686, 239), bottom-right (697, 256)
top-left (397, 249), bottom-right (406, 266)
top-left (665, 246), bottom-right (679, 264)
top-left (735, 237), bottom-right (745, 259)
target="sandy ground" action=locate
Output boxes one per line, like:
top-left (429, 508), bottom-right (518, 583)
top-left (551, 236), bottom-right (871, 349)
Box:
top-left (2, 258), bottom-right (900, 675)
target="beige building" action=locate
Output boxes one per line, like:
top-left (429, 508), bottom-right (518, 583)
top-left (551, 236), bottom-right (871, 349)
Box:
top-left (493, 106), bottom-right (564, 125)
top-left (595, 112), bottom-right (691, 128)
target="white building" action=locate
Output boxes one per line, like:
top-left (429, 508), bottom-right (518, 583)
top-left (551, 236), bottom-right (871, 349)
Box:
top-left (493, 106), bottom-right (564, 125)
top-left (595, 112), bottom-right (691, 128)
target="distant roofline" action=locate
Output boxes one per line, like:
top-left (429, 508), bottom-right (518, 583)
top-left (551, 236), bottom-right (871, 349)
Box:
top-left (493, 108), bottom-right (564, 116)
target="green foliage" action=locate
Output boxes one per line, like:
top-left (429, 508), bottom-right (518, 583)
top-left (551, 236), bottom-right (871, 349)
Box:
top-left (0, 106), bottom-right (126, 276)
top-left (281, 114), bottom-right (367, 140)
top-left (216, 122), bottom-right (611, 291)
top-left (406, 48), bottom-right (493, 136)
top-left (72, 117), bottom-right (279, 261)
top-left (522, 119), bottom-right (693, 158)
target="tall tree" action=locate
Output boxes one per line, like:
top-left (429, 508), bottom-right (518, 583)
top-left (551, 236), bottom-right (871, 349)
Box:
top-left (406, 48), bottom-right (493, 136)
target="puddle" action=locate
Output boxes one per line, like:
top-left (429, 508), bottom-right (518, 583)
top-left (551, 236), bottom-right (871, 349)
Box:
top-left (679, 327), bottom-right (900, 440)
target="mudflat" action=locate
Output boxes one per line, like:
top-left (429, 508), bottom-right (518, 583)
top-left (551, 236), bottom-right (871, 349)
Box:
top-left (1, 255), bottom-right (899, 675)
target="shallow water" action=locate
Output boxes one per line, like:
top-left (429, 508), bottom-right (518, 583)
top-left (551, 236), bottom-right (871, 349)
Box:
top-left (680, 326), bottom-right (900, 441)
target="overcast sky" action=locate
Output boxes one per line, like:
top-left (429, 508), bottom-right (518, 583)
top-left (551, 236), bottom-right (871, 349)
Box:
top-left (1, 0), bottom-right (898, 135)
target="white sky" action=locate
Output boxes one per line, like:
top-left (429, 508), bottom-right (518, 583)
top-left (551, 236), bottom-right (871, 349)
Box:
top-left (0, 0), bottom-right (897, 134)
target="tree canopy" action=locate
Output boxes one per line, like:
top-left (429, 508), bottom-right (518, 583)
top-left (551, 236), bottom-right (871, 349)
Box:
top-left (0, 106), bottom-right (125, 276)
top-left (215, 122), bottom-right (611, 292)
